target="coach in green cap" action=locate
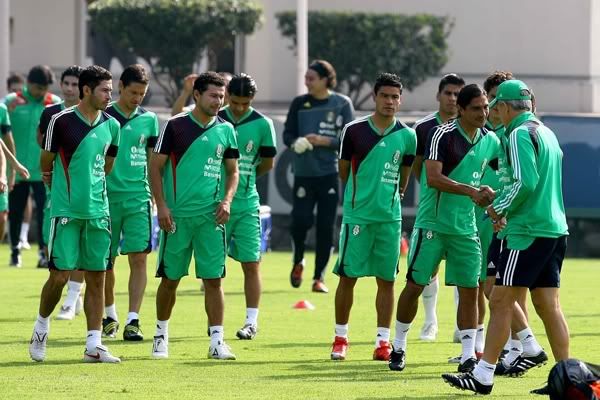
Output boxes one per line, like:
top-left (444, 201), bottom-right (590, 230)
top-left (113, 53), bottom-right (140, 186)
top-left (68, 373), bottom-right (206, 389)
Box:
top-left (443, 80), bottom-right (570, 395)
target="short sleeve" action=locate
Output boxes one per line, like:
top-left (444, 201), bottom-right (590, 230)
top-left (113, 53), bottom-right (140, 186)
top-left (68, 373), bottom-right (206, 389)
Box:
top-left (259, 118), bottom-right (277, 157)
top-left (106, 120), bottom-right (120, 157)
top-left (0, 104), bottom-right (10, 135)
top-left (402, 128), bottom-right (417, 166)
top-left (154, 120), bottom-right (175, 155)
top-left (43, 113), bottom-right (62, 153)
top-left (223, 125), bottom-right (240, 159)
top-left (424, 126), bottom-right (449, 163)
top-left (147, 114), bottom-right (159, 148)
top-left (339, 123), bottom-right (353, 161)
top-left (414, 124), bottom-right (430, 156)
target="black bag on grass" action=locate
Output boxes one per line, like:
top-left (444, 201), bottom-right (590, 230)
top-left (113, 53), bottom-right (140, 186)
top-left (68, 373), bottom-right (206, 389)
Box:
top-left (547, 358), bottom-right (600, 399)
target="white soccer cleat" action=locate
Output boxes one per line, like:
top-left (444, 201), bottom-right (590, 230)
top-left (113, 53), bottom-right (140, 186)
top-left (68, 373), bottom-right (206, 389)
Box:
top-left (83, 345), bottom-right (121, 363)
top-left (152, 335), bottom-right (169, 359)
top-left (419, 322), bottom-right (438, 341)
top-left (56, 305), bottom-right (75, 321)
top-left (75, 295), bottom-right (83, 315)
top-left (208, 341), bottom-right (236, 360)
top-left (29, 330), bottom-right (48, 362)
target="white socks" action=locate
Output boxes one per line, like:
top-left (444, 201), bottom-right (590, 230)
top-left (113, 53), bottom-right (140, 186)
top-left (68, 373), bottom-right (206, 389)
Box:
top-left (105, 304), bottom-right (118, 321)
top-left (245, 308), bottom-right (259, 326)
top-left (335, 324), bottom-right (348, 338)
top-left (517, 327), bottom-right (543, 356)
top-left (421, 276), bottom-right (439, 325)
top-left (155, 320), bottom-right (169, 341)
top-left (209, 325), bottom-right (224, 347)
top-left (375, 327), bottom-right (390, 347)
top-left (35, 314), bottom-right (49, 332)
top-left (20, 222), bottom-right (30, 243)
top-left (393, 321), bottom-right (411, 351)
top-left (459, 328), bottom-right (477, 363)
top-left (126, 312), bottom-right (139, 325)
top-left (64, 280), bottom-right (83, 309)
top-left (473, 360), bottom-right (495, 385)
top-left (503, 339), bottom-right (523, 366)
top-left (475, 324), bottom-right (485, 353)
top-left (86, 330), bottom-right (101, 352)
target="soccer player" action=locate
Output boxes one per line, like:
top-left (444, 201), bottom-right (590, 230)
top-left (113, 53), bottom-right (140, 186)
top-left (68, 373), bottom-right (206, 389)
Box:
top-left (218, 73), bottom-right (276, 340)
top-left (150, 72), bottom-right (239, 359)
top-left (3, 65), bottom-right (61, 267)
top-left (330, 73), bottom-right (416, 361)
top-left (443, 79), bottom-right (569, 395)
top-left (283, 59), bottom-right (354, 293)
top-left (29, 65), bottom-right (121, 363)
top-left (412, 73), bottom-right (465, 342)
top-left (6, 73), bottom-right (25, 94)
top-left (388, 84), bottom-right (500, 373)
top-left (171, 72), bottom-right (232, 116)
top-left (102, 64), bottom-right (159, 341)
top-left (36, 66), bottom-right (86, 321)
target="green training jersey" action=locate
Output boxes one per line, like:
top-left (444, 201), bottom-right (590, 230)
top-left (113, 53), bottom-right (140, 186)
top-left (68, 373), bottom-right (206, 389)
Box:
top-left (0, 103), bottom-right (10, 136)
top-left (44, 106), bottom-right (120, 219)
top-left (105, 103), bottom-right (159, 202)
top-left (3, 86), bottom-right (61, 181)
top-left (491, 112), bottom-right (569, 249)
top-left (218, 106), bottom-right (277, 212)
top-left (339, 116), bottom-right (417, 224)
top-left (416, 119), bottom-right (501, 235)
top-left (39, 102), bottom-right (69, 201)
top-left (476, 123), bottom-right (506, 231)
top-left (154, 112), bottom-right (239, 218)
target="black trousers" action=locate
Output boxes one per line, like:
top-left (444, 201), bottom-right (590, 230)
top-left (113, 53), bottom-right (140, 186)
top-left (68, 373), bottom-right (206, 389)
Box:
top-left (9, 181), bottom-right (46, 251)
top-left (290, 173), bottom-right (339, 281)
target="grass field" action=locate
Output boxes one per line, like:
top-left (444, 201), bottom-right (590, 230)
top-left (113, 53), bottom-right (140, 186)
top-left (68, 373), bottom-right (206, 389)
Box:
top-left (1, 247), bottom-right (599, 399)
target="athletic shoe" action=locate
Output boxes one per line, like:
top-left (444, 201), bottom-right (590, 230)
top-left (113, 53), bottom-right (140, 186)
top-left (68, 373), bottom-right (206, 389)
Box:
top-left (452, 329), bottom-right (461, 343)
top-left (123, 319), bottom-right (144, 341)
top-left (19, 240), bottom-right (31, 250)
top-left (312, 280), bottom-right (329, 293)
top-left (9, 249), bottom-right (21, 268)
top-left (419, 322), bottom-right (438, 341)
top-left (102, 317), bottom-right (119, 338)
top-left (152, 335), bottom-right (168, 358)
top-left (373, 340), bottom-right (392, 361)
top-left (530, 384), bottom-right (550, 395)
top-left (236, 324), bottom-right (257, 340)
top-left (56, 305), bottom-right (75, 320)
top-left (442, 371), bottom-right (493, 395)
top-left (458, 357), bottom-right (478, 373)
top-left (83, 344), bottom-right (121, 363)
top-left (37, 251), bottom-right (48, 269)
top-left (29, 330), bottom-right (48, 362)
top-left (75, 295), bottom-right (83, 315)
top-left (498, 348), bottom-right (509, 362)
top-left (496, 351), bottom-right (548, 377)
top-left (388, 348), bottom-right (406, 371)
top-left (449, 352), bottom-right (483, 364)
top-left (330, 336), bottom-right (348, 360)
top-left (290, 260), bottom-right (304, 288)
top-left (208, 342), bottom-right (236, 360)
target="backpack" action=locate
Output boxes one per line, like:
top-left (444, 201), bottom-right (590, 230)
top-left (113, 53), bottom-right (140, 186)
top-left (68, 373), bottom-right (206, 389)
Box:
top-left (548, 359), bottom-right (600, 400)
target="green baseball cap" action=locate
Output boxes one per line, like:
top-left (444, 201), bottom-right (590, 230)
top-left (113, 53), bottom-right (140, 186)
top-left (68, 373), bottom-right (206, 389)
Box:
top-left (489, 79), bottom-right (532, 109)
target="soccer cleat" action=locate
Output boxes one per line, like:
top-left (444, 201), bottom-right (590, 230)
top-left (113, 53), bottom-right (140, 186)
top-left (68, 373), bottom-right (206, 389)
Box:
top-left (102, 317), bottom-right (119, 338)
top-left (448, 354), bottom-right (461, 364)
top-left (312, 280), bottom-right (329, 293)
top-left (29, 330), bottom-right (48, 362)
top-left (496, 351), bottom-right (548, 377)
top-left (9, 249), bottom-right (21, 268)
top-left (290, 260), bottom-right (304, 288)
top-left (452, 329), bottom-right (461, 343)
top-left (56, 305), bottom-right (75, 320)
top-left (152, 335), bottom-right (168, 358)
top-left (75, 295), bottom-right (83, 315)
top-left (123, 319), bottom-right (144, 341)
top-left (19, 240), bottom-right (31, 250)
top-left (330, 336), bottom-right (348, 360)
top-left (530, 384), bottom-right (550, 395)
top-left (37, 251), bottom-right (48, 269)
top-left (442, 371), bottom-right (493, 395)
top-left (83, 344), bottom-right (121, 363)
top-left (458, 357), bottom-right (478, 373)
top-left (419, 322), bottom-right (438, 341)
top-left (388, 348), bottom-right (406, 371)
top-left (373, 340), bottom-right (392, 361)
top-left (236, 324), bottom-right (257, 340)
top-left (498, 348), bottom-right (509, 362)
top-left (208, 341), bottom-right (236, 360)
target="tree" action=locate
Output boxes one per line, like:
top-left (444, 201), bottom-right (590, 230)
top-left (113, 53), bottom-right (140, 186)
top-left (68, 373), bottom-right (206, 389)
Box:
top-left (89, 0), bottom-right (263, 105)
top-left (277, 11), bottom-right (453, 109)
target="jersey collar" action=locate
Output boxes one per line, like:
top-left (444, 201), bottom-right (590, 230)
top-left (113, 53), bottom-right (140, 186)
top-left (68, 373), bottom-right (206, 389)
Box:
top-left (505, 112), bottom-right (540, 134)
top-left (456, 119), bottom-right (481, 144)
top-left (367, 115), bottom-right (397, 136)
top-left (224, 106), bottom-right (254, 124)
top-left (189, 111), bottom-right (216, 130)
top-left (112, 102), bottom-right (138, 119)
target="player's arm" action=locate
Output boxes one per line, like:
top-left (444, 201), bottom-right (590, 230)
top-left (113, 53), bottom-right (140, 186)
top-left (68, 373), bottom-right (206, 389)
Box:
top-left (400, 131), bottom-right (417, 197)
top-left (412, 156), bottom-right (424, 183)
top-left (149, 152), bottom-right (173, 231)
top-left (0, 139), bottom-right (28, 179)
top-left (171, 74), bottom-right (198, 116)
top-left (40, 150), bottom-right (56, 188)
top-left (338, 123), bottom-right (353, 184)
top-left (256, 120), bottom-right (277, 177)
top-left (489, 130), bottom-right (539, 218)
top-left (216, 157), bottom-right (239, 225)
top-left (412, 125), bottom-right (431, 183)
top-left (256, 157), bottom-right (274, 177)
top-left (339, 159), bottom-right (350, 184)
top-left (282, 97), bottom-right (301, 147)
top-left (0, 143), bottom-right (6, 193)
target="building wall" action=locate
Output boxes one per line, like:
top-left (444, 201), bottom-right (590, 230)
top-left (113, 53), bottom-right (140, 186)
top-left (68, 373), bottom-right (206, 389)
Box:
top-left (246, 0), bottom-right (600, 112)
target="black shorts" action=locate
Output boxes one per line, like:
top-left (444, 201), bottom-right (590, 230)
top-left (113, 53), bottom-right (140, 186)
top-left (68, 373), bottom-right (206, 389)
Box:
top-left (496, 236), bottom-right (567, 289)
top-left (486, 233), bottom-right (503, 277)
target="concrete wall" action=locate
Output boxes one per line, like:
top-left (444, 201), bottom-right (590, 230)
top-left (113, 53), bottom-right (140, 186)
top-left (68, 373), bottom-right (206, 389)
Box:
top-left (245, 0), bottom-right (600, 112)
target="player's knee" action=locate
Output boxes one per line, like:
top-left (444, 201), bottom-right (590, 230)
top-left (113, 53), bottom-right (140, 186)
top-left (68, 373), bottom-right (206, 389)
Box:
top-left (202, 278), bottom-right (222, 291)
top-left (49, 270), bottom-right (70, 287)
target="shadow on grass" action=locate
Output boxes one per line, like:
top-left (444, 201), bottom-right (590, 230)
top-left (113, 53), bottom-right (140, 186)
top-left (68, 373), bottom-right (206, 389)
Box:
top-left (0, 335), bottom-right (199, 347)
top-left (571, 332), bottom-right (600, 338)
top-left (0, 359), bottom-right (85, 367)
top-left (0, 317), bottom-right (33, 323)
top-left (262, 341), bottom-right (373, 349)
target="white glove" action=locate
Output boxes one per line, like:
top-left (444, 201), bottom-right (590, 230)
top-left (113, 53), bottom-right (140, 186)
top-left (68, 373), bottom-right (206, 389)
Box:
top-left (292, 137), bottom-right (313, 154)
